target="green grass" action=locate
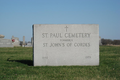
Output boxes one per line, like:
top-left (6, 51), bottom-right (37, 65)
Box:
top-left (0, 46), bottom-right (120, 80)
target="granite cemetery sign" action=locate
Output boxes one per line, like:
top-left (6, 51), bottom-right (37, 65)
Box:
top-left (33, 24), bottom-right (99, 66)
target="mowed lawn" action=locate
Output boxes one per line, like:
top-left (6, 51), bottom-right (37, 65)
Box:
top-left (0, 46), bottom-right (120, 80)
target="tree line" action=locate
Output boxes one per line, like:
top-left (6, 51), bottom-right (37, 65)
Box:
top-left (101, 39), bottom-right (120, 45)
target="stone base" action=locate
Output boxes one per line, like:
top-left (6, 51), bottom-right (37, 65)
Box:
top-left (25, 45), bottom-right (32, 47)
top-left (22, 45), bottom-right (25, 47)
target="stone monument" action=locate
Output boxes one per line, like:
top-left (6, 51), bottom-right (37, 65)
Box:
top-left (11, 36), bottom-right (20, 46)
top-left (33, 24), bottom-right (99, 66)
top-left (0, 34), bottom-right (13, 47)
top-left (25, 42), bottom-right (32, 47)
top-left (99, 36), bottom-right (102, 45)
top-left (31, 37), bottom-right (33, 47)
top-left (22, 36), bottom-right (26, 47)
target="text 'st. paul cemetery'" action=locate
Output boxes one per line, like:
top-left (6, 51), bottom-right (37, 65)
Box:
top-left (33, 24), bottom-right (99, 66)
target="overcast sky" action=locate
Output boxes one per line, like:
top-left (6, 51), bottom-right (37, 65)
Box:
top-left (0, 0), bottom-right (120, 41)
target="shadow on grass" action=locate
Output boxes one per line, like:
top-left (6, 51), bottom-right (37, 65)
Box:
top-left (7, 58), bottom-right (33, 66)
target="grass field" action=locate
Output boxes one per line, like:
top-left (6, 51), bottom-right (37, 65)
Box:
top-left (0, 46), bottom-right (120, 80)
